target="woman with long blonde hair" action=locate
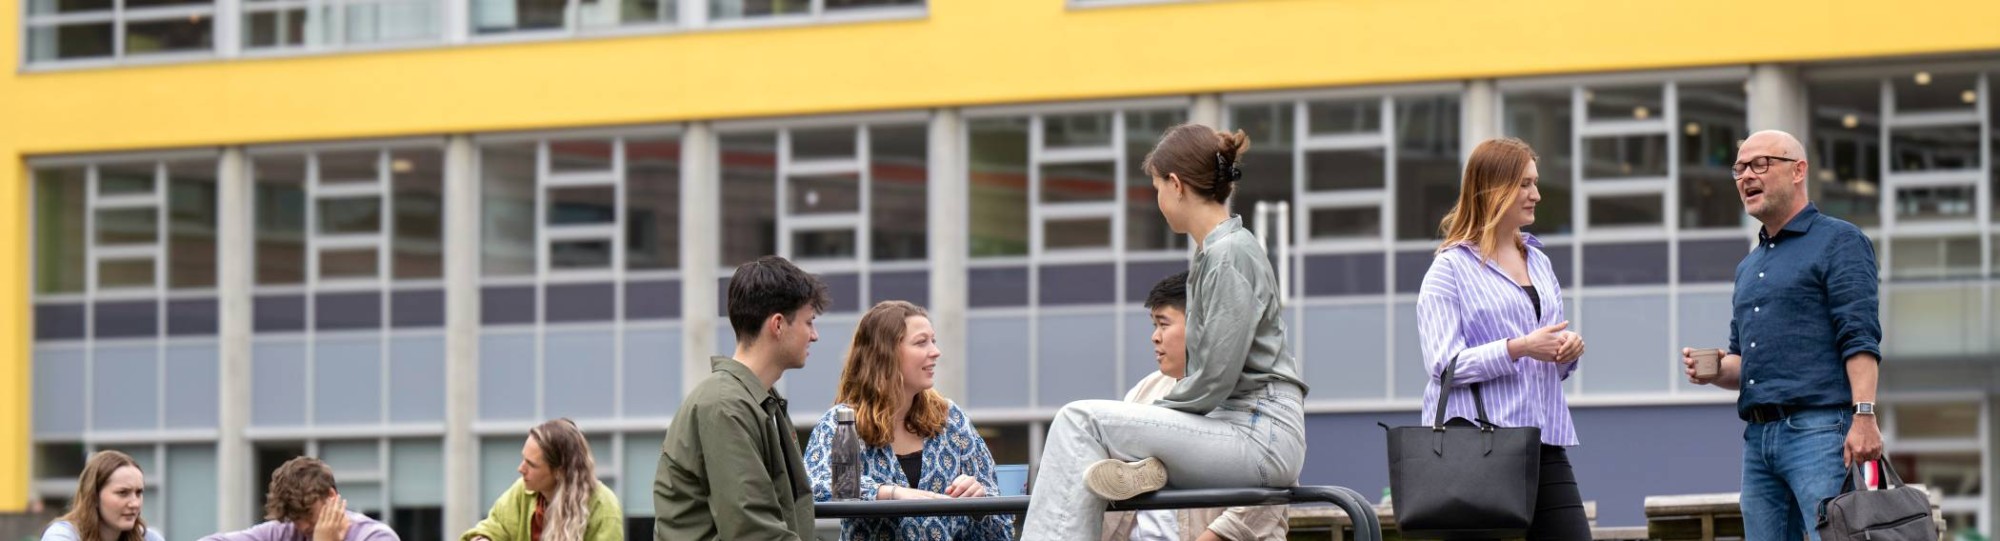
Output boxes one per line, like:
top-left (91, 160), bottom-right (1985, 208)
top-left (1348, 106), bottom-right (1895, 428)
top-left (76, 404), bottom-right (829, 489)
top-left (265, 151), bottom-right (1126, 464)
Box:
top-left (1417, 137), bottom-right (1589, 540)
top-left (804, 300), bottom-right (1011, 540)
top-left (463, 418), bottom-right (623, 541)
top-left (42, 451), bottom-right (165, 541)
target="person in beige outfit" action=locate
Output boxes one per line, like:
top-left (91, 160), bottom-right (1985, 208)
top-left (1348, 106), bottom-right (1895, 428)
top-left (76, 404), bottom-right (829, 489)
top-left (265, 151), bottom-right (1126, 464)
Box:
top-left (1101, 271), bottom-right (1289, 541)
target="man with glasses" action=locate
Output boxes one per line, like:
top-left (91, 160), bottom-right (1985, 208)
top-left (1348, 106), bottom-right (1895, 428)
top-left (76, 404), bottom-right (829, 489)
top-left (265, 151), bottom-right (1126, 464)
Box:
top-left (1680, 130), bottom-right (1884, 541)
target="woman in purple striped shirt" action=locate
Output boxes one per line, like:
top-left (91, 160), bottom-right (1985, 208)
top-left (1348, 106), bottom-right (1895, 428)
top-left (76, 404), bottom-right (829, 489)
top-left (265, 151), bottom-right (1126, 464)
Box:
top-left (1416, 137), bottom-right (1589, 540)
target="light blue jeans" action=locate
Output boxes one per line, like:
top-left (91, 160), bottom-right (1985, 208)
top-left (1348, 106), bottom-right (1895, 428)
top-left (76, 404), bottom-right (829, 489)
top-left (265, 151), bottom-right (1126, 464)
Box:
top-left (1741, 406), bottom-right (1851, 541)
top-left (1021, 383), bottom-right (1306, 541)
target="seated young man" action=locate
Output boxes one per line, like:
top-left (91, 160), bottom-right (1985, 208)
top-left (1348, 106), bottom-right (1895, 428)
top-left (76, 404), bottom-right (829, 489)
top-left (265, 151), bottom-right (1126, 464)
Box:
top-left (200, 457), bottom-right (400, 541)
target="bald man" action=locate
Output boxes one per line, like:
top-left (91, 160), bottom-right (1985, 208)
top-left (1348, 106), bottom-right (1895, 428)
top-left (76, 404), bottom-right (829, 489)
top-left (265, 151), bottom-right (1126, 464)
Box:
top-left (1680, 130), bottom-right (1883, 541)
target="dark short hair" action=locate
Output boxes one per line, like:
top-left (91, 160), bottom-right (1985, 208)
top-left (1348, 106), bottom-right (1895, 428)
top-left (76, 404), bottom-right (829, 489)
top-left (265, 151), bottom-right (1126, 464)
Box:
top-left (727, 255), bottom-right (832, 343)
top-left (1143, 271), bottom-right (1189, 313)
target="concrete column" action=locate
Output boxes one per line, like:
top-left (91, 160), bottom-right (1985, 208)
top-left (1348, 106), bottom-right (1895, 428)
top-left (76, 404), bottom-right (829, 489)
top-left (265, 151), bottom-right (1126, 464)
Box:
top-left (215, 148), bottom-right (253, 528)
top-left (927, 109), bottom-right (968, 403)
top-left (441, 135), bottom-right (480, 532)
top-left (1749, 64), bottom-right (1810, 138)
top-left (1462, 79), bottom-right (1500, 163)
top-left (1191, 94), bottom-right (1223, 129)
top-left (682, 123), bottom-right (720, 395)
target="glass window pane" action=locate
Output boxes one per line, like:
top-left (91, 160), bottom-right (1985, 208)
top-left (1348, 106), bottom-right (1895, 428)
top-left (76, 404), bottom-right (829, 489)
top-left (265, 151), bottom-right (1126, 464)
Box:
top-left (720, 132), bottom-right (779, 266)
top-left (28, 0), bottom-right (112, 14)
top-left (1043, 113), bottom-right (1113, 148)
top-left (166, 444), bottom-right (218, 541)
top-left (1896, 186), bottom-right (1977, 222)
top-left (100, 258), bottom-right (156, 288)
top-left (1227, 103), bottom-right (1297, 240)
top-left (255, 154), bottom-right (309, 285)
top-left (27, 23), bottom-right (114, 61)
top-left (36, 167), bottom-right (89, 294)
top-left (1040, 162), bottom-right (1115, 203)
top-left (1895, 72), bottom-right (1980, 113)
top-left (1308, 207), bottom-right (1381, 239)
top-left (552, 239), bottom-right (613, 269)
top-left (707, 0), bottom-right (808, 19)
top-left (1584, 135), bottom-right (1669, 179)
top-left (549, 187), bottom-right (616, 225)
top-left (870, 124), bottom-right (927, 261)
top-left (1808, 79), bottom-right (1882, 228)
top-left (319, 197), bottom-right (383, 234)
top-left (626, 136), bottom-right (680, 270)
top-left (1306, 99), bottom-right (1381, 134)
top-left (792, 229), bottom-right (856, 259)
top-left (243, 8), bottom-right (311, 48)
top-left (391, 148), bottom-right (444, 280)
top-left (168, 160), bottom-right (219, 289)
top-left (1126, 109), bottom-right (1189, 252)
top-left (968, 118), bottom-right (1029, 257)
top-left (1045, 218), bottom-right (1110, 250)
top-left (480, 142), bottom-right (537, 277)
top-left (1892, 402), bottom-right (1981, 439)
top-left (550, 139), bottom-right (615, 173)
top-left (1394, 94), bottom-right (1461, 241)
top-left (127, 0), bottom-right (210, 8)
top-left (1588, 194), bottom-right (1664, 226)
top-left (97, 208), bottom-right (159, 245)
top-left (319, 150), bottom-right (380, 185)
top-left (321, 248), bottom-right (379, 279)
top-left (1585, 85), bottom-right (1664, 122)
top-left (579, 0), bottom-right (671, 28)
top-left (1889, 237), bottom-right (1979, 280)
top-left (1890, 125), bottom-right (1981, 172)
top-left (1504, 89), bottom-right (1575, 235)
top-left (99, 162), bottom-right (156, 196)
top-left (788, 173), bottom-right (859, 215)
top-left (790, 127), bottom-right (855, 161)
top-left (1679, 83), bottom-right (1748, 230)
top-left (473, 0), bottom-right (565, 33)
top-left (1305, 148), bottom-right (1385, 192)
top-left (124, 16), bottom-right (213, 55)
top-left (390, 439), bottom-right (445, 506)
top-left (342, 0), bottom-right (439, 44)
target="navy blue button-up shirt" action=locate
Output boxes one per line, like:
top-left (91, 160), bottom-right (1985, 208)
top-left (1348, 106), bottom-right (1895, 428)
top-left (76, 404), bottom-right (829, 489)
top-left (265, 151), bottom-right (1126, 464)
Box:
top-left (1729, 203), bottom-right (1882, 421)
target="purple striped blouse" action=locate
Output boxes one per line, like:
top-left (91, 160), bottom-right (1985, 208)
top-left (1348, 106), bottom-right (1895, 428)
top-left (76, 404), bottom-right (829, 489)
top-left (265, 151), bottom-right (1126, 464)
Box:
top-left (1416, 232), bottom-right (1579, 447)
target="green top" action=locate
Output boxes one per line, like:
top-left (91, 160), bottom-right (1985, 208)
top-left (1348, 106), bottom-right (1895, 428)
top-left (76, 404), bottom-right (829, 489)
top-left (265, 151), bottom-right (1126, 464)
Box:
top-left (651, 356), bottom-right (815, 541)
top-left (1157, 215), bottom-right (1310, 414)
top-left (459, 479), bottom-right (623, 541)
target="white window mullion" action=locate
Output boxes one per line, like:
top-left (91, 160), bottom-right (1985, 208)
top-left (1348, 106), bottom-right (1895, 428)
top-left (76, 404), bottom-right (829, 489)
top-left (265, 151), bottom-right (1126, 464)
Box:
top-left (776, 129), bottom-right (793, 258)
top-left (1038, 146), bottom-right (1117, 165)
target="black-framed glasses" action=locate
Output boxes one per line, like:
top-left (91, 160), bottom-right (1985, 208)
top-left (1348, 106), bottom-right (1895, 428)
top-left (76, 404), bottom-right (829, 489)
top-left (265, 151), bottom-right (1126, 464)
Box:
top-left (1731, 155), bottom-right (1800, 178)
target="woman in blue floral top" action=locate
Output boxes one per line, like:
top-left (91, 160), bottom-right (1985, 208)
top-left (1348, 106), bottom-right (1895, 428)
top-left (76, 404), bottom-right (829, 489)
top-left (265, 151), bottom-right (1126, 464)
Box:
top-left (805, 300), bottom-right (1013, 541)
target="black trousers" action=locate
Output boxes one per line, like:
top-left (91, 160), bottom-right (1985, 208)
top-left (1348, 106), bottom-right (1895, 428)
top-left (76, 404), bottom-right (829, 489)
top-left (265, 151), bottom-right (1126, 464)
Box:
top-left (1525, 444), bottom-right (1591, 541)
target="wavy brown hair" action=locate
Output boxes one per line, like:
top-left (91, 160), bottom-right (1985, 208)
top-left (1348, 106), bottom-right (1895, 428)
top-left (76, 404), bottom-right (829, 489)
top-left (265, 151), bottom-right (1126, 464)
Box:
top-left (835, 301), bottom-right (949, 448)
top-left (60, 451), bottom-right (150, 541)
top-left (264, 456), bottom-right (337, 522)
top-left (1438, 137), bottom-right (1538, 260)
top-left (529, 418), bottom-right (600, 541)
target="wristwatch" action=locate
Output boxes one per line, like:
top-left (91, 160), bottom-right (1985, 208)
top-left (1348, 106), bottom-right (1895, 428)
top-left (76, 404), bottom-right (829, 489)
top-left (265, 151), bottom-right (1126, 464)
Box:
top-left (1854, 402), bottom-right (1877, 416)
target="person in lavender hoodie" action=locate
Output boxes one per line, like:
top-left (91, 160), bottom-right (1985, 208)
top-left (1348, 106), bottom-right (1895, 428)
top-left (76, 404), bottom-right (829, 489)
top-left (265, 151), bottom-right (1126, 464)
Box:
top-left (1416, 137), bottom-right (1588, 540)
top-left (199, 457), bottom-right (400, 541)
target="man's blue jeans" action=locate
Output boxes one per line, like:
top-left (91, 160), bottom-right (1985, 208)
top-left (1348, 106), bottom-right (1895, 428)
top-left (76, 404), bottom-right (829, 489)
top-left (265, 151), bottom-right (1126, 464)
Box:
top-left (1742, 406), bottom-right (1852, 541)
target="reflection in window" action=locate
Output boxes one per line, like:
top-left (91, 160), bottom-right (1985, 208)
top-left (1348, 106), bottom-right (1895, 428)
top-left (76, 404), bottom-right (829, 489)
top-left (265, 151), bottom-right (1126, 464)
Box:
top-left (34, 167), bottom-right (88, 294)
top-left (1588, 195), bottom-right (1663, 227)
top-left (168, 161), bottom-right (220, 288)
top-left (241, 0), bottom-right (437, 51)
top-left (789, 173), bottom-right (861, 214)
top-left (792, 230), bottom-right (857, 259)
top-left (1889, 237), bottom-right (1979, 280)
top-left (720, 132), bottom-right (779, 266)
top-left (1504, 90), bottom-right (1574, 235)
top-left (709, 0), bottom-right (916, 21)
top-left (255, 154), bottom-right (309, 284)
top-left (1584, 135), bottom-right (1668, 179)
top-left (1125, 109), bottom-right (1189, 252)
top-left (1894, 72), bottom-right (1981, 113)
top-left (479, 143), bottom-right (537, 276)
top-left (1045, 218), bottom-right (1111, 250)
top-left (392, 149), bottom-right (445, 279)
top-left (1808, 79), bottom-right (1882, 228)
top-left (1307, 99), bottom-right (1381, 134)
top-left (1394, 95), bottom-right (1461, 241)
top-left (626, 136), bottom-right (681, 270)
top-left (1304, 149), bottom-right (1385, 192)
top-left (1040, 162), bottom-right (1116, 203)
top-left (1584, 85), bottom-right (1664, 123)
top-left (869, 125), bottom-right (927, 261)
top-left (27, 0), bottom-right (216, 62)
top-left (1227, 103), bottom-right (1297, 238)
top-left (969, 118), bottom-right (1030, 257)
top-left (1890, 125), bottom-right (1981, 172)
top-left (1896, 187), bottom-right (1977, 222)
top-left (1308, 207), bottom-right (1381, 240)
top-left (1042, 113), bottom-right (1114, 148)
top-left (1679, 83), bottom-right (1747, 230)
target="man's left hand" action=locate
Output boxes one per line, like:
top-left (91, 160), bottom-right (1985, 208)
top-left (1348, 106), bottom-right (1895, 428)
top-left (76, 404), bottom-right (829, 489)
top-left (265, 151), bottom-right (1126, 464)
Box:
top-left (1845, 416), bottom-right (1883, 467)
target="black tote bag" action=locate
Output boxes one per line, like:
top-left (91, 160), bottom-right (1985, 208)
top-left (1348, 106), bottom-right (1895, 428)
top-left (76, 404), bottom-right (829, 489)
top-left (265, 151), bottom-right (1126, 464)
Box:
top-left (1380, 355), bottom-right (1542, 539)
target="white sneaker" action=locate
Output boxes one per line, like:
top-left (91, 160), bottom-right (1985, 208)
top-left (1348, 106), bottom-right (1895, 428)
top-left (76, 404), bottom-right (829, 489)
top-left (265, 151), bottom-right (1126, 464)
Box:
top-left (1083, 457), bottom-right (1167, 500)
